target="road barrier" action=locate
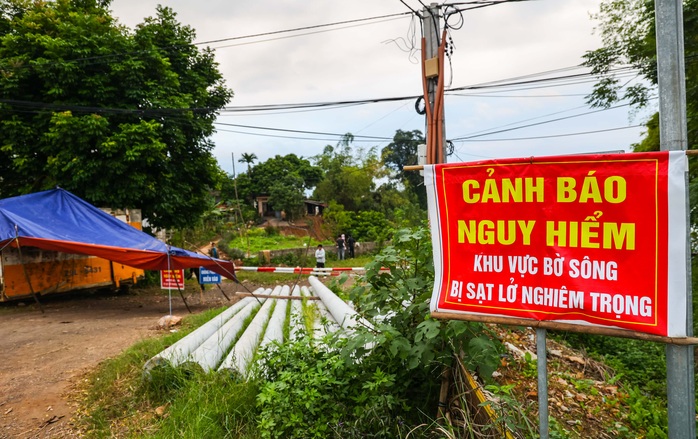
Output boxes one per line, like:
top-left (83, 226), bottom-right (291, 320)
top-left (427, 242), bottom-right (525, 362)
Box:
top-left (236, 266), bottom-right (387, 276)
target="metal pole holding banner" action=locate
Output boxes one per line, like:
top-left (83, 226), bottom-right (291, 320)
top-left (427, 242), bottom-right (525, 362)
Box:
top-left (654, 0), bottom-right (696, 437)
top-left (536, 328), bottom-right (549, 439)
top-left (166, 248), bottom-right (173, 316)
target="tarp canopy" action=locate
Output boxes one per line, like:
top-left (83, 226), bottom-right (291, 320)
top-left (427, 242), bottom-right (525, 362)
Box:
top-left (0, 189), bottom-right (236, 279)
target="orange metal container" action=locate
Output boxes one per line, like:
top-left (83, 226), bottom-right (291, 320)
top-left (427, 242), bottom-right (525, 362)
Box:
top-left (0, 208), bottom-right (145, 302)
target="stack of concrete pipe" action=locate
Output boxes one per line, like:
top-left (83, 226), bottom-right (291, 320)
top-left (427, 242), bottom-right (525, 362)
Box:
top-left (144, 276), bottom-right (368, 378)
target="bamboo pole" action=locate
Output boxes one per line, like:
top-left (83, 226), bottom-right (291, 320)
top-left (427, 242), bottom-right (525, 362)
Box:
top-left (431, 311), bottom-right (698, 345)
top-left (235, 292), bottom-right (319, 301)
top-left (405, 150), bottom-right (698, 172)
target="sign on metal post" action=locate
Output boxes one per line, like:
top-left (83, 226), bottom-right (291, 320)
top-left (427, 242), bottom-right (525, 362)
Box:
top-left (160, 269), bottom-right (185, 290)
top-left (422, 151), bottom-right (692, 436)
top-left (425, 152), bottom-right (688, 337)
top-left (198, 267), bottom-right (222, 284)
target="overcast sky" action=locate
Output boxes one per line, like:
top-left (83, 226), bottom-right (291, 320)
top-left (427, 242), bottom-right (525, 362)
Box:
top-left (109, 0), bottom-right (651, 175)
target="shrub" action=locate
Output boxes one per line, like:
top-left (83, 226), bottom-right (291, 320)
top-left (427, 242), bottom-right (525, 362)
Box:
top-left (256, 337), bottom-right (408, 439)
top-left (264, 226), bottom-right (280, 236)
top-left (254, 225), bottom-right (503, 438)
top-left (351, 210), bottom-right (392, 242)
top-left (270, 250), bottom-right (307, 267)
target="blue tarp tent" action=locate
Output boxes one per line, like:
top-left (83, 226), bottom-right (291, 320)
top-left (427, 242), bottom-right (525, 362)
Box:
top-left (0, 189), bottom-right (235, 278)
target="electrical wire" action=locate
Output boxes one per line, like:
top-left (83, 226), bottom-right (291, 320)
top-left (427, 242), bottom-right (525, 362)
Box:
top-left (448, 66), bottom-right (639, 92)
top-left (0, 12), bottom-right (412, 73)
top-left (398, 0), bottom-right (422, 17)
top-left (210, 16), bottom-right (409, 50)
top-left (214, 127), bottom-right (383, 143)
top-left (382, 14), bottom-right (421, 64)
top-left (460, 104), bottom-right (592, 137)
top-left (453, 124), bottom-right (644, 143)
top-left (449, 101), bottom-right (646, 141)
top-left (443, 5), bottom-right (465, 30)
top-left (214, 122), bottom-right (393, 140)
top-left (213, 68), bottom-right (641, 115)
top-left (445, 0), bottom-right (537, 12)
top-left (449, 92), bottom-right (589, 98)
top-left (0, 61), bottom-right (642, 118)
top-left (216, 100), bottom-right (644, 146)
top-left (195, 12), bottom-right (411, 46)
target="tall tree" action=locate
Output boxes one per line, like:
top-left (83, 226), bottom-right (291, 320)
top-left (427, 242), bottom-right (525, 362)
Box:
top-left (583, 0), bottom-right (698, 151)
top-left (268, 174), bottom-right (306, 220)
top-left (313, 135), bottom-right (387, 212)
top-left (0, 0), bottom-right (232, 229)
top-left (234, 153), bottom-right (322, 203)
top-left (238, 152), bottom-right (258, 173)
top-left (381, 129), bottom-right (427, 209)
top-left (583, 0), bottom-right (698, 231)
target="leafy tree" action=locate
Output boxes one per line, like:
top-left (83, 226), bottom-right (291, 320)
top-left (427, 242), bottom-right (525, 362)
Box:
top-left (322, 201), bottom-right (354, 237)
top-left (373, 182), bottom-right (426, 226)
top-left (238, 154), bottom-right (322, 201)
top-left (351, 210), bottom-right (391, 242)
top-left (584, 0), bottom-right (698, 242)
top-left (381, 129), bottom-right (427, 209)
top-left (583, 0), bottom-right (698, 151)
top-left (268, 174), bottom-right (305, 220)
top-left (0, 0), bottom-right (232, 229)
top-left (313, 134), bottom-right (388, 212)
top-left (323, 204), bottom-right (391, 242)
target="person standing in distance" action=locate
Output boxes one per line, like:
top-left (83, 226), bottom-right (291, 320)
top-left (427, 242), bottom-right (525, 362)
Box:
top-left (315, 244), bottom-right (326, 268)
top-left (210, 242), bottom-right (219, 259)
top-left (346, 234), bottom-right (355, 258)
top-left (336, 235), bottom-right (345, 260)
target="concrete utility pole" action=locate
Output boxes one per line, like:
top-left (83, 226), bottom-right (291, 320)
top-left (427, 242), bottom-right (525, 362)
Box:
top-left (654, 1), bottom-right (696, 437)
top-left (231, 153), bottom-right (243, 226)
top-left (421, 3), bottom-right (446, 164)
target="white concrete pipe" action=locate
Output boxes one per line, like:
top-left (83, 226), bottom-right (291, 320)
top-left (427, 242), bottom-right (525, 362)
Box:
top-left (308, 276), bottom-right (371, 333)
top-left (218, 285), bottom-right (280, 375)
top-left (143, 293), bottom-right (260, 372)
top-left (316, 301), bottom-right (342, 336)
top-left (260, 285), bottom-right (289, 348)
top-left (188, 291), bottom-right (267, 372)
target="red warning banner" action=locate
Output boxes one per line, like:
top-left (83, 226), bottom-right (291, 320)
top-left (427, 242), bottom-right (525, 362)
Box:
top-left (425, 152), bottom-right (688, 337)
top-left (160, 269), bottom-right (185, 289)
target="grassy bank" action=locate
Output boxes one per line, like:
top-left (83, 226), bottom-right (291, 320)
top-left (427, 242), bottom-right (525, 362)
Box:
top-left (74, 307), bottom-right (261, 438)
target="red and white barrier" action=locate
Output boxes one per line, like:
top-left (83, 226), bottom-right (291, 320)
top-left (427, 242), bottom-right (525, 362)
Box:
top-left (237, 266), bottom-right (371, 276)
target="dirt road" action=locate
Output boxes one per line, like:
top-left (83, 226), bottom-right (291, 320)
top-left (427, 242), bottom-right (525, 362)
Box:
top-left (0, 285), bottom-right (237, 439)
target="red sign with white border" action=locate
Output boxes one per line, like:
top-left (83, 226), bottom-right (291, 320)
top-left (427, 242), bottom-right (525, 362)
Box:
top-left (160, 269), bottom-right (185, 289)
top-left (425, 152), bottom-right (688, 337)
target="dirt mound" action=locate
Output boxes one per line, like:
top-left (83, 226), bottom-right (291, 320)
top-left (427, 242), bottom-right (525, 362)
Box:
top-left (294, 216), bottom-right (332, 241)
top-left (261, 216), bottom-right (332, 242)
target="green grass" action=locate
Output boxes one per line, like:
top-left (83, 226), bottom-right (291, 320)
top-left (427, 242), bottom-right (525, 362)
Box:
top-left (150, 372), bottom-right (259, 439)
top-left (75, 306), bottom-right (261, 439)
top-left (326, 254), bottom-right (374, 267)
top-left (224, 228), bottom-right (329, 254)
top-left (302, 299), bottom-right (319, 334)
